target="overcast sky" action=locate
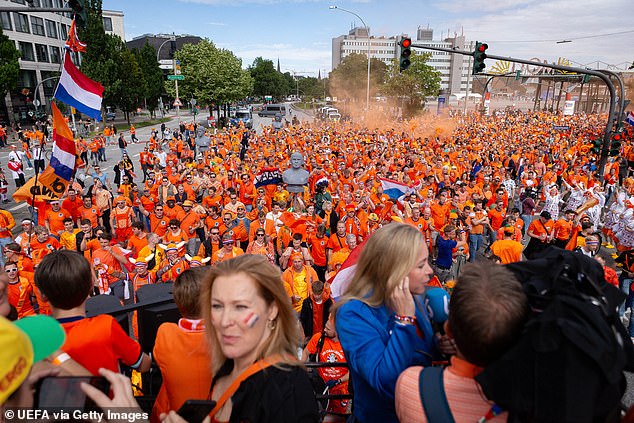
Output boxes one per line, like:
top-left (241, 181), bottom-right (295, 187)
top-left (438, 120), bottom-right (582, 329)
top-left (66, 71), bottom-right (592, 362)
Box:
top-left (104, 0), bottom-right (633, 76)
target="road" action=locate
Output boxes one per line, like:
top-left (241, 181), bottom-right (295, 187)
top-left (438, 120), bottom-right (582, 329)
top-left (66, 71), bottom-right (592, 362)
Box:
top-left (3, 102), bottom-right (313, 226)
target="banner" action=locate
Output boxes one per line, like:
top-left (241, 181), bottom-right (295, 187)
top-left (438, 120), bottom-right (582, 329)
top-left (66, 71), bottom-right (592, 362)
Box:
top-left (254, 167), bottom-right (282, 188)
top-left (12, 170), bottom-right (68, 202)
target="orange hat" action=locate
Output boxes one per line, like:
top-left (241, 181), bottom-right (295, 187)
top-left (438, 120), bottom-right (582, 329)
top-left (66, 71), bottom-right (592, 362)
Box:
top-left (166, 196), bottom-right (176, 202)
top-left (368, 213), bottom-right (379, 222)
top-left (346, 204), bottom-right (356, 211)
top-left (115, 196), bottom-right (127, 203)
top-left (290, 251), bottom-right (304, 262)
top-left (503, 226), bottom-right (515, 234)
top-left (182, 200), bottom-right (194, 207)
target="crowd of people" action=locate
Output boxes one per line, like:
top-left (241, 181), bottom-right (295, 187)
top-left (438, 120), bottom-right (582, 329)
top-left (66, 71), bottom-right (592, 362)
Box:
top-left (1, 108), bottom-right (634, 422)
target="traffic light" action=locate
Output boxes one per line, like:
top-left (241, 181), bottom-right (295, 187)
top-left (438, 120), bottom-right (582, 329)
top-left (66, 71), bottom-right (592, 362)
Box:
top-left (472, 41), bottom-right (488, 75)
top-left (609, 131), bottom-right (623, 156)
top-left (590, 138), bottom-right (602, 155)
top-left (398, 37), bottom-right (412, 72)
top-left (68, 0), bottom-right (87, 28)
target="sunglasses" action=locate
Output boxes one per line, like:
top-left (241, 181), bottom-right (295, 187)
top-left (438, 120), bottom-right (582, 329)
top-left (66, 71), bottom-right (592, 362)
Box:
top-left (210, 232), bottom-right (220, 235)
top-left (5, 268), bottom-right (17, 273)
top-left (256, 233), bottom-right (265, 237)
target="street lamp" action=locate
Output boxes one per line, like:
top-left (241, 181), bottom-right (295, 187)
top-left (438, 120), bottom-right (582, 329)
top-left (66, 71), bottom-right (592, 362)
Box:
top-left (156, 34), bottom-right (181, 117)
top-left (329, 5), bottom-right (371, 113)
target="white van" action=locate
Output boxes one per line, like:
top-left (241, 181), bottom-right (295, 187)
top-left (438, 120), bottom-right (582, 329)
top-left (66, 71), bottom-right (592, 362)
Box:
top-left (258, 104), bottom-right (287, 117)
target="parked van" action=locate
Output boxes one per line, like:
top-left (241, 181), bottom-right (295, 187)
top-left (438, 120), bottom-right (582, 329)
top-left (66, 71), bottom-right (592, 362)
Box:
top-left (258, 104), bottom-right (287, 117)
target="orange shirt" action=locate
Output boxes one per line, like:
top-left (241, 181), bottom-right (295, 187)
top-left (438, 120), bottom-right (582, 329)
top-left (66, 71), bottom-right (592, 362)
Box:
top-left (60, 315), bottom-right (143, 376)
top-left (79, 205), bottom-right (101, 228)
top-left (308, 234), bottom-right (328, 267)
top-left (150, 214), bottom-right (169, 237)
top-left (553, 218), bottom-right (573, 241)
top-left (7, 277), bottom-right (36, 319)
top-left (46, 208), bottom-right (72, 234)
top-left (151, 322), bottom-right (212, 419)
top-left (490, 239), bottom-right (524, 264)
top-left (127, 234), bottom-right (149, 258)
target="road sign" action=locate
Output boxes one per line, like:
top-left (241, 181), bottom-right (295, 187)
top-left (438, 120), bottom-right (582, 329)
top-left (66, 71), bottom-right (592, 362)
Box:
top-left (167, 75), bottom-right (184, 81)
top-left (189, 99), bottom-right (197, 106)
top-left (33, 99), bottom-right (40, 107)
top-left (173, 99), bottom-right (183, 107)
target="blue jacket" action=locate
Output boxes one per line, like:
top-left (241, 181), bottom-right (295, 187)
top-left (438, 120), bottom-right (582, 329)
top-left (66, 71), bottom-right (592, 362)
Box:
top-left (336, 296), bottom-right (436, 423)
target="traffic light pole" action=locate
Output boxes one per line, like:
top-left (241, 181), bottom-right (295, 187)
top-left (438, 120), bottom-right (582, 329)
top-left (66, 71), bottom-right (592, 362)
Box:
top-left (411, 43), bottom-right (618, 178)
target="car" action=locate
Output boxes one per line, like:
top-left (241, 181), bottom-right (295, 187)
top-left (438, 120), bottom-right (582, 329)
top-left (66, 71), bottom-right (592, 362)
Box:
top-left (105, 111), bottom-right (116, 121)
top-left (258, 104), bottom-right (287, 117)
top-left (229, 108), bottom-right (253, 129)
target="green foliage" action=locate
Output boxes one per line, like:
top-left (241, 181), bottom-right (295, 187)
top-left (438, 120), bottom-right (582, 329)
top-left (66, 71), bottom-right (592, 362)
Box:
top-left (0, 27), bottom-right (20, 97)
top-left (329, 53), bottom-right (388, 100)
top-left (133, 42), bottom-right (164, 117)
top-left (297, 76), bottom-right (327, 99)
top-left (116, 47), bottom-right (144, 123)
top-left (77, 0), bottom-right (120, 118)
top-left (165, 39), bottom-right (253, 110)
top-left (249, 57), bottom-right (289, 100)
top-left (383, 52), bottom-right (441, 115)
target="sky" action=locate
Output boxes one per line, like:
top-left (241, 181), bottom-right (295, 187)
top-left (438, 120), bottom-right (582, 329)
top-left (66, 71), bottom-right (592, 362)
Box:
top-left (103, 0), bottom-right (633, 77)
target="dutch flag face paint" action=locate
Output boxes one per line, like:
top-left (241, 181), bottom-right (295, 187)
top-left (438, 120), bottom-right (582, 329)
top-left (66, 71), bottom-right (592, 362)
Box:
top-left (244, 312), bottom-right (260, 328)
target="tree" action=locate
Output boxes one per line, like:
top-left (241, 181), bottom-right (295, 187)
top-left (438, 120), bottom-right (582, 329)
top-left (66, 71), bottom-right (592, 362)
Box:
top-left (165, 39), bottom-right (253, 115)
top-left (329, 53), bottom-right (388, 101)
top-left (383, 52), bottom-right (441, 116)
top-left (134, 42), bottom-right (164, 118)
top-left (298, 77), bottom-right (327, 100)
top-left (0, 27), bottom-right (20, 98)
top-left (249, 57), bottom-right (287, 100)
top-left (78, 0), bottom-right (121, 121)
top-left (116, 47), bottom-right (144, 124)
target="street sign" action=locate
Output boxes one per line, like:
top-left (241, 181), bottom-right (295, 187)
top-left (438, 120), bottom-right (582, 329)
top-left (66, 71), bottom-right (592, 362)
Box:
top-left (189, 99), bottom-right (197, 106)
top-left (167, 75), bottom-right (184, 81)
top-left (33, 99), bottom-right (40, 107)
top-left (173, 99), bottom-right (183, 107)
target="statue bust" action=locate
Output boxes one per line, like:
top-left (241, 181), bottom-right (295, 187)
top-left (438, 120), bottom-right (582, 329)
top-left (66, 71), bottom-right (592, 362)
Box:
top-left (282, 152), bottom-right (309, 193)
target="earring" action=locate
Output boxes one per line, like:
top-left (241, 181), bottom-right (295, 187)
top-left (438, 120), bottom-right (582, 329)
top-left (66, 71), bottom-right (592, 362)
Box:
top-left (267, 319), bottom-right (277, 330)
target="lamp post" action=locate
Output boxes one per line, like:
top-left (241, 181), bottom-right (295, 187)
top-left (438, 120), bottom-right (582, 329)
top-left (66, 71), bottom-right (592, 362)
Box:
top-left (329, 5), bottom-right (371, 113)
top-left (156, 34), bottom-right (180, 117)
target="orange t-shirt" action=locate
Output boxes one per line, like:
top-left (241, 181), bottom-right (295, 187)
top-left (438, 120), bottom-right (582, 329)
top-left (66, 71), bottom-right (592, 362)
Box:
top-left (151, 322), bottom-right (212, 420)
top-left (60, 315), bottom-right (143, 375)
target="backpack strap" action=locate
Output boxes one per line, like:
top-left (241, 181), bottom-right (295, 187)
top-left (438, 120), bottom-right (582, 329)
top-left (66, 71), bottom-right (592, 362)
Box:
top-left (419, 366), bottom-right (455, 423)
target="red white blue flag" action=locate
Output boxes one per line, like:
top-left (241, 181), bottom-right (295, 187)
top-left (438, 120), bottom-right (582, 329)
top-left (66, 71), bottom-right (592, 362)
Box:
top-left (54, 51), bottom-right (104, 121)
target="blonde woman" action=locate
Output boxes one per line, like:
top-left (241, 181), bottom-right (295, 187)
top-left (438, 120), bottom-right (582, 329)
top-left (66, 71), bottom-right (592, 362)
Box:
top-left (201, 254), bottom-right (319, 423)
top-left (335, 223), bottom-right (452, 423)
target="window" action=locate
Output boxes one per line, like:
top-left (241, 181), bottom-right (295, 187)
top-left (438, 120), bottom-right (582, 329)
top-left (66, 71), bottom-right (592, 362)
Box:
top-left (103, 17), bottom-right (112, 32)
top-left (46, 20), bottom-right (58, 38)
top-left (49, 46), bottom-right (61, 63)
top-left (31, 16), bottom-right (45, 36)
top-left (59, 23), bottom-right (67, 40)
top-left (13, 13), bottom-right (29, 33)
top-left (18, 42), bottom-right (34, 61)
top-left (35, 44), bottom-right (48, 62)
top-left (41, 0), bottom-right (54, 6)
top-left (1, 12), bottom-right (11, 31)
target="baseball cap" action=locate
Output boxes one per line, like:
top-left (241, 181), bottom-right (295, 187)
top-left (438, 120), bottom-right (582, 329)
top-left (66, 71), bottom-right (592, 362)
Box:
top-left (0, 315), bottom-right (66, 403)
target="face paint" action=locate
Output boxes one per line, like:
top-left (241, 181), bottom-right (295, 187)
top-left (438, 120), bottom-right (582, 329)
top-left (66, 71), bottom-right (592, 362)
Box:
top-left (244, 312), bottom-right (259, 328)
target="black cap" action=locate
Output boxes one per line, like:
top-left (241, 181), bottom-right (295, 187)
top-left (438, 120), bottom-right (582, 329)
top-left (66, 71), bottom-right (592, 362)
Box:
top-left (540, 211), bottom-right (551, 220)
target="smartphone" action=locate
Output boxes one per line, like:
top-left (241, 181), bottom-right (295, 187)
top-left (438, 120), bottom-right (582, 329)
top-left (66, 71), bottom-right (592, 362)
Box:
top-left (177, 400), bottom-right (216, 423)
top-left (35, 376), bottom-right (110, 411)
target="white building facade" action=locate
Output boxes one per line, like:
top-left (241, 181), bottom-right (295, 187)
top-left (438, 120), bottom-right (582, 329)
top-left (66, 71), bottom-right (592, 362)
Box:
top-left (0, 1), bottom-right (124, 125)
top-left (332, 26), bottom-right (475, 96)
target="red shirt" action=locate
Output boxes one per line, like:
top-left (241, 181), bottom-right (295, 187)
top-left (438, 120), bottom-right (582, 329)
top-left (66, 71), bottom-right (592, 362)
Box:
top-left (60, 315), bottom-right (143, 375)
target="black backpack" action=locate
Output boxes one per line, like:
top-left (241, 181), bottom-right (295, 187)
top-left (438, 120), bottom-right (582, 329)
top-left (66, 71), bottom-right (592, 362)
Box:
top-left (476, 247), bottom-right (634, 423)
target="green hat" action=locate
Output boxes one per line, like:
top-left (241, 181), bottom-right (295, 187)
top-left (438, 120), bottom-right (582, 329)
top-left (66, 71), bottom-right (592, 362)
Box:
top-left (14, 315), bottom-right (66, 362)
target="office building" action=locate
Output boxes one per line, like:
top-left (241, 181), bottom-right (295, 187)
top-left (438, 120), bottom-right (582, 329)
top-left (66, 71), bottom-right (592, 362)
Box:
top-left (0, 0), bottom-right (124, 125)
top-left (331, 26), bottom-right (475, 96)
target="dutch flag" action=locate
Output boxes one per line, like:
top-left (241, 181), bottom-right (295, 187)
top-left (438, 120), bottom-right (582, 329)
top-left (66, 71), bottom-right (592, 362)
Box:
top-left (54, 51), bottom-right (104, 121)
top-left (380, 178), bottom-right (410, 201)
top-left (626, 111), bottom-right (634, 127)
